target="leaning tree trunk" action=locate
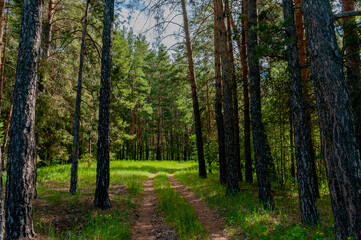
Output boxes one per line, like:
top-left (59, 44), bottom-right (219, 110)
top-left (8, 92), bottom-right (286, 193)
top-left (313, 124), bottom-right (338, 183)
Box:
top-left (282, 0), bottom-right (319, 224)
top-left (181, 0), bottom-right (207, 178)
top-left (214, 0), bottom-right (239, 195)
top-left (94, 0), bottom-right (114, 210)
top-left (70, 0), bottom-right (90, 195)
top-left (4, 0), bottom-right (43, 238)
top-left (342, 0), bottom-right (361, 152)
top-left (301, 0), bottom-right (361, 238)
top-left (248, 0), bottom-right (273, 207)
top-left (213, 0), bottom-right (227, 185)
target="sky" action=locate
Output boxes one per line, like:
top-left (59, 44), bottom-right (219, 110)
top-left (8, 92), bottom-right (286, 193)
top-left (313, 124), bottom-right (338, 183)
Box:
top-left (117, 1), bottom-right (184, 52)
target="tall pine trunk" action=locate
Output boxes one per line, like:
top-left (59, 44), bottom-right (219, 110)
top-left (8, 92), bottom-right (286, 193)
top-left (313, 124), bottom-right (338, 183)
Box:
top-left (70, 0), bottom-right (90, 195)
top-left (4, 0), bottom-right (43, 238)
top-left (181, 0), bottom-right (207, 178)
top-left (342, 0), bottom-right (361, 152)
top-left (214, 0), bottom-right (239, 195)
top-left (248, 0), bottom-right (273, 207)
top-left (282, 0), bottom-right (319, 224)
top-left (301, 0), bottom-right (361, 238)
top-left (94, 0), bottom-right (114, 210)
top-left (213, 0), bottom-right (226, 184)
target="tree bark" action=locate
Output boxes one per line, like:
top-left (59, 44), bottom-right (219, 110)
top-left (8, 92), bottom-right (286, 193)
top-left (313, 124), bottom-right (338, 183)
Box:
top-left (301, 0), bottom-right (361, 238)
top-left (181, 0), bottom-right (207, 178)
top-left (4, 0), bottom-right (43, 238)
top-left (94, 0), bottom-right (114, 210)
top-left (70, 0), bottom-right (90, 195)
top-left (282, 0), bottom-right (319, 224)
top-left (248, 0), bottom-right (273, 207)
top-left (342, 0), bottom-right (361, 153)
top-left (214, 0), bottom-right (239, 194)
top-left (213, 0), bottom-right (226, 185)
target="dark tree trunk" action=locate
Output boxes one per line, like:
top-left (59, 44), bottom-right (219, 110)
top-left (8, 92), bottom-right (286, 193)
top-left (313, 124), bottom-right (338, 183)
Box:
top-left (248, 0), bottom-right (273, 207)
top-left (94, 0), bottom-right (114, 210)
top-left (4, 0), bottom-right (43, 238)
top-left (213, 0), bottom-right (226, 185)
top-left (342, 0), bottom-right (361, 152)
top-left (181, 0), bottom-right (207, 178)
top-left (302, 0), bottom-right (361, 238)
top-left (226, 2), bottom-right (242, 182)
top-left (289, 113), bottom-right (295, 184)
top-left (231, 7), bottom-right (253, 184)
top-left (282, 0), bottom-right (319, 224)
top-left (70, 0), bottom-right (90, 195)
top-left (214, 0), bottom-right (239, 194)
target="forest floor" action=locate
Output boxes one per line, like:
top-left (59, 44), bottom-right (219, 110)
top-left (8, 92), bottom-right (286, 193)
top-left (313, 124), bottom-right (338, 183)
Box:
top-left (32, 160), bottom-right (335, 239)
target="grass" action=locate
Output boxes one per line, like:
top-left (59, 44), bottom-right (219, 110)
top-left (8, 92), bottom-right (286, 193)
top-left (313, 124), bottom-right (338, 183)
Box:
top-left (153, 172), bottom-right (208, 240)
top-left (174, 168), bottom-right (335, 240)
top-left (34, 160), bottom-right (197, 239)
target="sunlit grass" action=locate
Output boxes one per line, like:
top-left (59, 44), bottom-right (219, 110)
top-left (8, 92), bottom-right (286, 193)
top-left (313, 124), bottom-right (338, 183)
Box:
top-left (34, 160), bottom-right (197, 239)
top-left (174, 168), bottom-right (335, 239)
top-left (153, 172), bottom-right (208, 240)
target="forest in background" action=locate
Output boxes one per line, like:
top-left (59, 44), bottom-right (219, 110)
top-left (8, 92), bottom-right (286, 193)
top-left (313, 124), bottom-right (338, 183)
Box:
top-left (0, 0), bottom-right (361, 239)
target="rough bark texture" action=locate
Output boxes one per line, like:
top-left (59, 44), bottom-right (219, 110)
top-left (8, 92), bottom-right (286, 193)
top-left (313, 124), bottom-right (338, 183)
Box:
top-left (248, 0), bottom-right (273, 207)
top-left (301, 0), bottom-right (361, 238)
top-left (181, 0), bottom-right (207, 178)
top-left (214, 0), bottom-right (239, 195)
top-left (282, 0), bottom-right (319, 224)
top-left (294, 0), bottom-right (319, 199)
top-left (70, 0), bottom-right (90, 195)
top-left (213, 6), bottom-right (227, 184)
top-left (226, 1), bottom-right (242, 182)
top-left (4, 0), bottom-right (43, 238)
top-left (94, 0), bottom-right (114, 210)
top-left (342, 0), bottom-right (361, 153)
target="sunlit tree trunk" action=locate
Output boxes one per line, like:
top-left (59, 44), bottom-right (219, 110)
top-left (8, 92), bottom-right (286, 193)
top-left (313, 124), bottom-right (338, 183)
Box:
top-left (94, 0), bottom-right (115, 210)
top-left (181, 0), bottom-right (207, 178)
top-left (70, 0), bottom-right (90, 195)
top-left (4, 0), bottom-right (43, 238)
top-left (301, 0), bottom-right (361, 238)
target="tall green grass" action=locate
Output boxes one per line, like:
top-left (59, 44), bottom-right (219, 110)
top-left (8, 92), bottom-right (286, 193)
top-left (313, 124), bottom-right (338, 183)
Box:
top-left (153, 172), bottom-right (208, 240)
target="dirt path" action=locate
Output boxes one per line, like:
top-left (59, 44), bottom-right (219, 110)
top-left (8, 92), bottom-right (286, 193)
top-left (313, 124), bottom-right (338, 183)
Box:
top-left (132, 173), bottom-right (177, 240)
top-left (168, 174), bottom-right (229, 240)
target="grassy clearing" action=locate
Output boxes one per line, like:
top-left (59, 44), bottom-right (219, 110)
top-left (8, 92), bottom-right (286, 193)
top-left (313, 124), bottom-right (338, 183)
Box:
top-left (34, 160), bottom-right (197, 239)
top-left (174, 168), bottom-right (335, 240)
top-left (153, 172), bottom-right (208, 240)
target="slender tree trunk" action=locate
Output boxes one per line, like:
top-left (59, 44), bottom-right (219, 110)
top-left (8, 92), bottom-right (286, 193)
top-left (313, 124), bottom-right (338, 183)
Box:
top-left (231, 7), bottom-right (253, 184)
top-left (282, 0), bottom-right (319, 224)
top-left (214, 0), bottom-right (239, 194)
top-left (248, 0), bottom-right (273, 207)
top-left (342, 0), bottom-right (361, 152)
top-left (226, 1), bottom-right (242, 182)
top-left (70, 0), bottom-right (90, 195)
top-left (94, 0), bottom-right (114, 210)
top-left (181, 0), bottom-right (207, 178)
top-left (302, 0), bottom-right (361, 238)
top-left (4, 0), bottom-right (43, 238)
top-left (213, 0), bottom-right (227, 184)
top-left (289, 113), bottom-right (295, 184)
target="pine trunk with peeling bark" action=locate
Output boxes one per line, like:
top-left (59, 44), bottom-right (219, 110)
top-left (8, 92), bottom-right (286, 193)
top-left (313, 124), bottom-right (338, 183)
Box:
top-left (94, 0), bottom-right (114, 210)
top-left (282, 0), bottom-right (319, 224)
top-left (4, 0), bottom-right (43, 238)
top-left (70, 0), bottom-right (90, 195)
top-left (213, 0), bottom-right (226, 185)
top-left (181, 0), bottom-right (207, 178)
top-left (301, 0), bottom-right (361, 238)
top-left (248, 0), bottom-right (273, 207)
top-left (342, 0), bottom-right (361, 153)
top-left (214, 0), bottom-right (239, 194)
